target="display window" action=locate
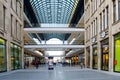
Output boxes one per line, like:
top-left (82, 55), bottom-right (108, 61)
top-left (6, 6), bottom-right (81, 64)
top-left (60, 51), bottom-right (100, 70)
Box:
top-left (10, 43), bottom-right (22, 70)
top-left (10, 43), bottom-right (14, 70)
top-left (92, 45), bottom-right (98, 69)
top-left (101, 39), bottom-right (109, 71)
top-left (18, 47), bottom-right (22, 69)
top-left (86, 47), bottom-right (90, 68)
top-left (0, 38), bottom-right (6, 72)
top-left (114, 33), bottom-right (120, 72)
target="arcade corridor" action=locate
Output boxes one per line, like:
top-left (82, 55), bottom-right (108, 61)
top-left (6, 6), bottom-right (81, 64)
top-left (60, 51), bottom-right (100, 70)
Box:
top-left (0, 1), bottom-right (120, 80)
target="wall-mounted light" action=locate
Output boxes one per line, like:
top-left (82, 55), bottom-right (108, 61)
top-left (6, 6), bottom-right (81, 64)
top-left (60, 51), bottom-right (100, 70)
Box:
top-left (35, 50), bottom-right (43, 56)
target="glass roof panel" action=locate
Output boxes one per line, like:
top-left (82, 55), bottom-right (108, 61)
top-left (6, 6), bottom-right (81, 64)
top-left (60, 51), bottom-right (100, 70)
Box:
top-left (30, 0), bottom-right (79, 24)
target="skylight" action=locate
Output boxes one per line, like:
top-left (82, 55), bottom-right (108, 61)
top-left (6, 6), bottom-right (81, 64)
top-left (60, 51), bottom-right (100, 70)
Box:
top-left (30, 0), bottom-right (79, 24)
top-left (45, 38), bottom-right (65, 56)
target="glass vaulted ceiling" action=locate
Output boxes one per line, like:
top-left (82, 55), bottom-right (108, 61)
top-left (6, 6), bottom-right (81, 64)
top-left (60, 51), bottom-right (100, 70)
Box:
top-left (30, 0), bottom-right (79, 24)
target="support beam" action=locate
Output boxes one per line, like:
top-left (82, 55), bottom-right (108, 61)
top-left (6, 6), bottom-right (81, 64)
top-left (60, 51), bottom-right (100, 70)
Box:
top-left (66, 49), bottom-right (80, 57)
top-left (24, 44), bottom-right (85, 49)
top-left (66, 49), bottom-right (84, 57)
top-left (24, 27), bottom-right (84, 33)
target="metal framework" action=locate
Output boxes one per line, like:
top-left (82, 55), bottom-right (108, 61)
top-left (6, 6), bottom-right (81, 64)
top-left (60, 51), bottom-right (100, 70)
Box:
top-left (30, 0), bottom-right (79, 23)
top-left (24, 44), bottom-right (85, 49)
top-left (24, 27), bottom-right (84, 33)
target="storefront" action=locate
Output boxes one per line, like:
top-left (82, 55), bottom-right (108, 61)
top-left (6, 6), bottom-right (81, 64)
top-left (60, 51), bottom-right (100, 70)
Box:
top-left (11, 43), bottom-right (22, 70)
top-left (71, 56), bottom-right (79, 65)
top-left (114, 33), bottom-right (120, 72)
top-left (86, 47), bottom-right (90, 68)
top-left (101, 39), bottom-right (109, 71)
top-left (0, 38), bottom-right (6, 72)
top-left (92, 44), bottom-right (98, 69)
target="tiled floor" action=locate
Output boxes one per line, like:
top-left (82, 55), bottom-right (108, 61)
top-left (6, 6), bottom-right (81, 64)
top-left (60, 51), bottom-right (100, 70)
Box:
top-left (0, 66), bottom-right (120, 80)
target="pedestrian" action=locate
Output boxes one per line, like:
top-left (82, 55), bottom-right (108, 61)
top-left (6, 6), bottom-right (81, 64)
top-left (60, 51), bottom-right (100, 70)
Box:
top-left (35, 59), bottom-right (39, 69)
top-left (48, 60), bottom-right (54, 70)
top-left (26, 61), bottom-right (29, 68)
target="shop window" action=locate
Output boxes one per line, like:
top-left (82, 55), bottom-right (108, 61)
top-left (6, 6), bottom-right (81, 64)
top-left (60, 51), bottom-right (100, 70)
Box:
top-left (10, 43), bottom-right (14, 70)
top-left (10, 43), bottom-right (22, 70)
top-left (0, 38), bottom-right (6, 72)
top-left (114, 33), bottom-right (120, 72)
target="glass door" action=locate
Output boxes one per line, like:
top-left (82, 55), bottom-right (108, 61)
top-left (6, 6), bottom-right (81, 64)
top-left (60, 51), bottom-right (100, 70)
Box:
top-left (92, 46), bottom-right (98, 69)
top-left (101, 39), bottom-right (109, 71)
top-left (101, 53), bottom-right (109, 70)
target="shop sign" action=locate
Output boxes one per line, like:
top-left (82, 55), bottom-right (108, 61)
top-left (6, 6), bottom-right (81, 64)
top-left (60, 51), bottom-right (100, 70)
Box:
top-left (92, 38), bottom-right (96, 43)
top-left (101, 32), bottom-right (106, 38)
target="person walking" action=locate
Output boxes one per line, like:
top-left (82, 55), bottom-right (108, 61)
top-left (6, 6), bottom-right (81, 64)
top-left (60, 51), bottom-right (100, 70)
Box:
top-left (35, 59), bottom-right (39, 69)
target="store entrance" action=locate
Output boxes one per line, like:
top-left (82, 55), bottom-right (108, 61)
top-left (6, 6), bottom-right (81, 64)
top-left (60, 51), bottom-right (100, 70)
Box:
top-left (101, 39), bottom-right (109, 71)
top-left (92, 44), bottom-right (98, 69)
top-left (101, 53), bottom-right (109, 71)
top-left (86, 47), bottom-right (90, 68)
